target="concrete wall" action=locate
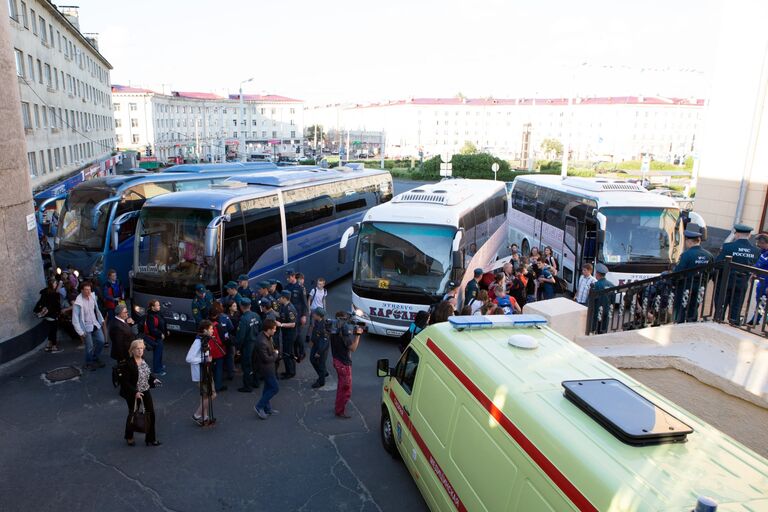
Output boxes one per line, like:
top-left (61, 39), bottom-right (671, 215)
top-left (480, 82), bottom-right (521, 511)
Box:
top-left (0, 0), bottom-right (46, 363)
top-left (694, 0), bottom-right (768, 233)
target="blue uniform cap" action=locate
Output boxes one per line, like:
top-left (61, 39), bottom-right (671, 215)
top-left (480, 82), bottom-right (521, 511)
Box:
top-left (284, 268), bottom-right (295, 276)
top-left (225, 281), bottom-right (238, 289)
top-left (734, 223), bottom-right (753, 233)
top-left (595, 263), bottom-right (609, 275)
top-left (473, 268), bottom-right (484, 276)
top-left (240, 297), bottom-right (252, 306)
top-left (280, 290), bottom-right (291, 299)
top-left (268, 279), bottom-right (279, 286)
top-left (194, 284), bottom-right (206, 292)
top-left (684, 229), bottom-right (703, 239)
top-left (259, 298), bottom-right (272, 308)
top-left (313, 307), bottom-right (326, 318)
top-left (237, 274), bottom-right (249, 282)
top-left (257, 281), bottom-right (270, 290)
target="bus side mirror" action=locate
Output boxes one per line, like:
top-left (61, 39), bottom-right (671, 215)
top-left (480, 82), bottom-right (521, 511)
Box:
top-left (204, 214), bottom-right (230, 258)
top-left (687, 211), bottom-right (708, 241)
top-left (376, 358), bottom-right (392, 377)
top-left (339, 224), bottom-right (358, 264)
top-left (596, 212), bottom-right (607, 231)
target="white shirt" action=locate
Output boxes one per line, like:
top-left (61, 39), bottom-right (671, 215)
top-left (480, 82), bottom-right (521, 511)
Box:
top-left (309, 287), bottom-right (327, 310)
top-left (185, 337), bottom-right (208, 382)
top-left (576, 274), bottom-right (597, 304)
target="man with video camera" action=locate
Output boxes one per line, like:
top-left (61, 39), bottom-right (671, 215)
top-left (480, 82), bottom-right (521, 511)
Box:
top-left (329, 311), bottom-right (364, 419)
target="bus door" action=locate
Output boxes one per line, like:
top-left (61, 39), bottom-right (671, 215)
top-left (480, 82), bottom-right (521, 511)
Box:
top-left (534, 200), bottom-right (546, 250)
top-left (582, 219), bottom-right (598, 267)
top-left (562, 216), bottom-right (579, 292)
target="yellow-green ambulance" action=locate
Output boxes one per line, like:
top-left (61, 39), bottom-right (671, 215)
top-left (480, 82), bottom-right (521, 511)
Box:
top-left (376, 315), bottom-right (768, 511)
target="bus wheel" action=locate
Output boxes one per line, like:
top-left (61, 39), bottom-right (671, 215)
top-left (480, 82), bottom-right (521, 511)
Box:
top-left (521, 239), bottom-right (530, 257)
top-left (381, 408), bottom-right (401, 459)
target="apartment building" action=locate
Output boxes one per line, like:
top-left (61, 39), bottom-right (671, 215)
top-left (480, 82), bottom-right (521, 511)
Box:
top-left (7, 1), bottom-right (116, 194)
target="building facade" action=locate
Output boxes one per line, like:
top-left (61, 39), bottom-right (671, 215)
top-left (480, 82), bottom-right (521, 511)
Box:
top-left (7, 1), bottom-right (116, 192)
top-left (111, 86), bottom-right (304, 163)
top-left (307, 96), bottom-right (704, 163)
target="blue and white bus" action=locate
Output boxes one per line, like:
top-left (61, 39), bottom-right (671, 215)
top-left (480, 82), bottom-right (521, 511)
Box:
top-left (131, 167), bottom-right (393, 333)
top-left (48, 162), bottom-right (280, 285)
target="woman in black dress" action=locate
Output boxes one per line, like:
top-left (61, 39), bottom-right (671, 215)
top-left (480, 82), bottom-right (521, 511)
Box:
top-left (119, 339), bottom-right (162, 446)
top-left (34, 278), bottom-right (62, 352)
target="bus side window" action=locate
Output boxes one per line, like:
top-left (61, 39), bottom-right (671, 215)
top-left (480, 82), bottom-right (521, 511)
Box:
top-left (243, 203), bottom-right (283, 268)
top-left (395, 348), bottom-right (420, 395)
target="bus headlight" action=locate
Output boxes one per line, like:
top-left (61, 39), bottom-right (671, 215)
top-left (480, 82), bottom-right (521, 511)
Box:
top-left (172, 312), bottom-right (180, 321)
top-left (352, 304), bottom-right (368, 320)
top-left (180, 313), bottom-right (188, 322)
top-left (134, 306), bottom-right (145, 315)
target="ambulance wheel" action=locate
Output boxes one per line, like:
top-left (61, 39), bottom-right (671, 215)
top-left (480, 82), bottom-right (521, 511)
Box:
top-left (381, 408), bottom-right (400, 459)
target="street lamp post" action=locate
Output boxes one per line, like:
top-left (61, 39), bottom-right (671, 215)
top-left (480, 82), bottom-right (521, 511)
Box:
top-left (239, 78), bottom-right (253, 162)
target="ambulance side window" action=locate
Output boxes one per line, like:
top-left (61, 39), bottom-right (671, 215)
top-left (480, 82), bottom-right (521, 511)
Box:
top-left (395, 348), bottom-right (420, 395)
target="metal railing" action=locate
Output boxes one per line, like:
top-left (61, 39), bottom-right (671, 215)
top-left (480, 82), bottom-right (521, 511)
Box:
top-left (585, 256), bottom-right (768, 338)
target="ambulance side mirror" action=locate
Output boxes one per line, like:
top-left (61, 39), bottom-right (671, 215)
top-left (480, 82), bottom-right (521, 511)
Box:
top-left (376, 358), bottom-right (392, 378)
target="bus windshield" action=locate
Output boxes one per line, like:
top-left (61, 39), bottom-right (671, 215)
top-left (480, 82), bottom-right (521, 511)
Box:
top-left (58, 187), bottom-right (112, 252)
top-left (135, 208), bottom-right (218, 292)
top-left (601, 207), bottom-right (680, 264)
top-left (354, 222), bottom-right (455, 294)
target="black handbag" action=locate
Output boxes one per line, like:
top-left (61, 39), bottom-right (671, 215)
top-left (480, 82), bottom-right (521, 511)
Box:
top-left (129, 399), bottom-right (147, 434)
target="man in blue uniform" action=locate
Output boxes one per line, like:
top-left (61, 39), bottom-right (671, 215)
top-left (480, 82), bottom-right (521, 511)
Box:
top-left (750, 233), bottom-right (768, 324)
top-left (591, 263), bottom-right (615, 334)
top-left (716, 224), bottom-right (759, 325)
top-left (268, 279), bottom-right (281, 312)
top-left (674, 229), bottom-right (714, 323)
top-left (235, 298), bottom-right (261, 393)
top-left (222, 281), bottom-right (243, 308)
top-left (237, 274), bottom-right (255, 302)
top-left (276, 290), bottom-right (298, 379)
top-left (283, 269), bottom-right (309, 362)
top-left (464, 268), bottom-right (483, 306)
top-left (191, 284), bottom-right (214, 326)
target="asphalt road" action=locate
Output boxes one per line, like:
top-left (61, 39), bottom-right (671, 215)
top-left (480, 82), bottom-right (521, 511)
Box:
top-left (0, 179), bottom-right (433, 512)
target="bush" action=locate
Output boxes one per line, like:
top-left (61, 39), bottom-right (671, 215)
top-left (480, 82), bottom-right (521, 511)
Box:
top-left (299, 159), bottom-right (316, 165)
top-left (421, 153), bottom-right (512, 179)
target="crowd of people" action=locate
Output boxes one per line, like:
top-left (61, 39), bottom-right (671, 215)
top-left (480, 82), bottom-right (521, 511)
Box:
top-left (37, 266), bottom-right (365, 446)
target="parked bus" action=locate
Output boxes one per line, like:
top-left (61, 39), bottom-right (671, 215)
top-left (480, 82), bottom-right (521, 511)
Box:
top-left (375, 315), bottom-right (768, 511)
top-left (342, 179), bottom-right (508, 337)
top-left (508, 175), bottom-right (708, 290)
top-left (132, 167), bottom-right (393, 333)
top-left (48, 162), bottom-right (279, 285)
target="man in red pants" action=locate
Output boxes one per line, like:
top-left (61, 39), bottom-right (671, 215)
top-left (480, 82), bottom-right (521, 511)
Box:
top-left (329, 312), bottom-right (363, 418)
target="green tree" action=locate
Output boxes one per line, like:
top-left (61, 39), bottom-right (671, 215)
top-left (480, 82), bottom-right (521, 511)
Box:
top-left (459, 141), bottom-right (478, 155)
top-left (305, 125), bottom-right (325, 145)
top-left (540, 138), bottom-right (563, 158)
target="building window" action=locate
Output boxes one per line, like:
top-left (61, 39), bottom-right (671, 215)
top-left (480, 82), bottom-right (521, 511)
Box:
top-left (233, 119), bottom-right (237, 126)
top-left (36, 59), bottom-right (42, 84)
top-left (41, 105), bottom-right (47, 127)
top-left (115, 118), bottom-right (121, 128)
top-left (39, 150), bottom-right (45, 173)
top-left (19, 1), bottom-right (26, 26)
top-left (27, 151), bottom-right (36, 176)
top-left (47, 149), bottom-right (53, 173)
top-left (8, 0), bottom-right (18, 21)
top-left (291, 131), bottom-right (296, 138)
top-left (114, 103), bottom-right (120, 111)
top-left (13, 49), bottom-right (23, 77)
top-left (116, 134), bottom-right (122, 144)
top-left (252, 119), bottom-right (257, 126)
top-left (272, 131), bottom-right (277, 138)
top-left (233, 131), bottom-right (238, 138)
top-left (33, 104), bottom-right (40, 128)
top-left (44, 63), bottom-right (51, 87)
top-left (26, 55), bottom-right (33, 81)
top-left (21, 102), bottom-right (31, 129)
top-left (129, 103), bottom-right (137, 111)
top-left (39, 15), bottom-right (46, 43)
top-left (262, 131), bottom-right (266, 137)
top-left (290, 108), bottom-right (295, 114)
top-left (62, 145), bottom-right (67, 165)
top-left (130, 118), bottom-right (138, 127)
top-left (132, 134), bottom-right (139, 144)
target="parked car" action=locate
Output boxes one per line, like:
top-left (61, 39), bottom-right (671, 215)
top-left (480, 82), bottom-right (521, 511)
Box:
top-left (648, 187), bottom-right (694, 211)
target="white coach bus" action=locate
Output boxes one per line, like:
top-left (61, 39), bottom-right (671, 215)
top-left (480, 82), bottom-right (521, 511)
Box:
top-left (340, 179), bottom-right (508, 336)
top-left (508, 175), bottom-right (707, 291)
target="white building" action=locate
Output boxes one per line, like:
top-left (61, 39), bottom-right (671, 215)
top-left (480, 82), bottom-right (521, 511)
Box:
top-left (111, 85), bottom-right (305, 163)
top-left (7, 1), bottom-right (116, 193)
top-left (307, 96), bottom-right (704, 163)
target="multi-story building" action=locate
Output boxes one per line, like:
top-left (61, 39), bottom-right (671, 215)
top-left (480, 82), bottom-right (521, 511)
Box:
top-left (307, 96), bottom-right (704, 163)
top-left (111, 85), bottom-right (304, 163)
top-left (7, 1), bottom-right (116, 194)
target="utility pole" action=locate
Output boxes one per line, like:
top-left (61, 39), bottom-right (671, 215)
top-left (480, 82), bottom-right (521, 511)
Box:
top-left (239, 78), bottom-right (253, 162)
top-left (346, 129), bottom-right (351, 164)
top-left (380, 129), bottom-right (385, 170)
top-left (195, 117), bottom-right (200, 162)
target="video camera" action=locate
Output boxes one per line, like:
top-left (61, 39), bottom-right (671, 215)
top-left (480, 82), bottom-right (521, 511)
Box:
top-left (330, 312), bottom-right (367, 335)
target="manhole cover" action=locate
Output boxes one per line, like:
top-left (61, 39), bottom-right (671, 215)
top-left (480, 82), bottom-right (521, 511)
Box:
top-left (45, 366), bottom-right (82, 382)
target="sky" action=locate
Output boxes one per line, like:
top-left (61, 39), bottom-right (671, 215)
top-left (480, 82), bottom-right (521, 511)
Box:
top-left (74, 0), bottom-right (721, 105)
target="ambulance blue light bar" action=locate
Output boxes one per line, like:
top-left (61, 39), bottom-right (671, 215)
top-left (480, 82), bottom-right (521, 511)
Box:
top-left (449, 315), bottom-right (548, 330)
